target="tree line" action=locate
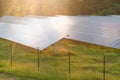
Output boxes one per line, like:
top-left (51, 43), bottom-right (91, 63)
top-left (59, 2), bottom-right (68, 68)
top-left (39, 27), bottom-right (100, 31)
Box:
top-left (0, 0), bottom-right (120, 16)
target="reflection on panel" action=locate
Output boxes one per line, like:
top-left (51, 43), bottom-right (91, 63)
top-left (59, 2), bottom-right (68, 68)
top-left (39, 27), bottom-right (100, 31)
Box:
top-left (0, 21), bottom-right (70, 50)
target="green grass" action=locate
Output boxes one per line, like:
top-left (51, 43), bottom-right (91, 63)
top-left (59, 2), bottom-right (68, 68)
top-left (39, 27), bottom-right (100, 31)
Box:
top-left (0, 38), bottom-right (120, 80)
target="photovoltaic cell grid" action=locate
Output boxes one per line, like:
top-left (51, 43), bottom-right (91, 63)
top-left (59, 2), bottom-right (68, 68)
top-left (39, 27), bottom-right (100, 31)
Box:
top-left (0, 16), bottom-right (71, 50)
top-left (58, 16), bottom-right (120, 49)
top-left (0, 16), bottom-right (120, 50)
top-left (26, 15), bottom-right (120, 49)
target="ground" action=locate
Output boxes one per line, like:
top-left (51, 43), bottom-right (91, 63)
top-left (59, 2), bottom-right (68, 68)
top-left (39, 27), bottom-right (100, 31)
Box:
top-left (0, 38), bottom-right (120, 80)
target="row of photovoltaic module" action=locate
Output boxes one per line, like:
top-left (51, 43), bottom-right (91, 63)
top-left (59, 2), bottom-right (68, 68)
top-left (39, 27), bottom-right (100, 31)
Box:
top-left (0, 15), bottom-right (120, 50)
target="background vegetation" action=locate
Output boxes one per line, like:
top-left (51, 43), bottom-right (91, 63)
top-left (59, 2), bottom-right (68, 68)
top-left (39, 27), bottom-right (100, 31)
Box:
top-left (0, 0), bottom-right (120, 16)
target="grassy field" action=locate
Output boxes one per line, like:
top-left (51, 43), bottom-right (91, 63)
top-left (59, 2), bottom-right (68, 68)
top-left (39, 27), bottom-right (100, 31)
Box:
top-left (0, 38), bottom-right (120, 80)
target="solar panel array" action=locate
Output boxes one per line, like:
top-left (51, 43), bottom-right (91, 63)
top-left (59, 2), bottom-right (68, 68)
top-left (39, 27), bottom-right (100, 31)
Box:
top-left (0, 16), bottom-right (70, 50)
top-left (0, 15), bottom-right (120, 50)
top-left (61, 16), bottom-right (120, 49)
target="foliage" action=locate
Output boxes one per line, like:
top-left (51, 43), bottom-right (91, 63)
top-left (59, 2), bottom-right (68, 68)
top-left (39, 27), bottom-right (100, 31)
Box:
top-left (0, 0), bottom-right (120, 16)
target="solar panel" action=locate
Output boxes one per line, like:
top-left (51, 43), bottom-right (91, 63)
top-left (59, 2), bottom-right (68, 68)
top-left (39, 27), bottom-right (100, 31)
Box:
top-left (0, 16), bottom-right (120, 50)
top-left (26, 16), bottom-right (120, 49)
top-left (26, 15), bottom-right (120, 25)
top-left (0, 17), bottom-right (70, 50)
